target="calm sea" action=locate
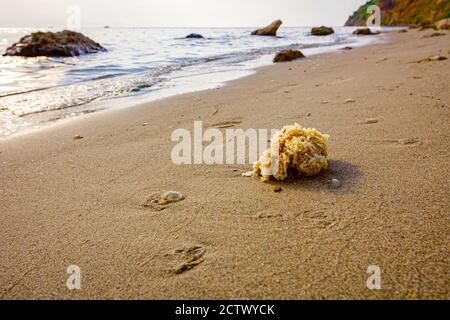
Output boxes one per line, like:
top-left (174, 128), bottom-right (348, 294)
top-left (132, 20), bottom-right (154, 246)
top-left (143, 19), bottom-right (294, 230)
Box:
top-left (0, 27), bottom-right (384, 137)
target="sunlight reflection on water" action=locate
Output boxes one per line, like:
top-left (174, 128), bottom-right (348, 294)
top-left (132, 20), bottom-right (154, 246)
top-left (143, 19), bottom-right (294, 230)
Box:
top-left (0, 26), bottom-right (386, 137)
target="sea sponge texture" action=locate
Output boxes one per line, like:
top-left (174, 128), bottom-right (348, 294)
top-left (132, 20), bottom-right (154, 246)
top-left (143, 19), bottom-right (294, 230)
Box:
top-left (253, 123), bottom-right (329, 181)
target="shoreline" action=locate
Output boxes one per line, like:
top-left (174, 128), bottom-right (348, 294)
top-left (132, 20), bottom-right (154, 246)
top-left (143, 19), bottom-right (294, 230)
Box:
top-left (0, 27), bottom-right (388, 139)
top-left (0, 29), bottom-right (449, 299)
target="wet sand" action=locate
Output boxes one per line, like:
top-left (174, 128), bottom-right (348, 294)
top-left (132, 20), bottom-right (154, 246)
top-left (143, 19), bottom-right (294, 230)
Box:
top-left (0, 29), bottom-right (449, 299)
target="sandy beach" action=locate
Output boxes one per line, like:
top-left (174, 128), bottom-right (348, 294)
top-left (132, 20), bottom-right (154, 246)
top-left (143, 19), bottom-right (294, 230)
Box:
top-left (0, 29), bottom-right (449, 299)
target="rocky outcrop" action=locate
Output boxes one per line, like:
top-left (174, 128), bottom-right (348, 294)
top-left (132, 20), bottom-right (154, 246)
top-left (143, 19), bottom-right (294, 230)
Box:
top-left (185, 33), bottom-right (204, 39)
top-left (251, 20), bottom-right (282, 36)
top-left (435, 18), bottom-right (450, 30)
top-left (3, 30), bottom-right (106, 57)
top-left (311, 26), bottom-right (334, 36)
top-left (353, 28), bottom-right (380, 35)
top-left (345, 0), bottom-right (450, 27)
top-left (273, 50), bottom-right (305, 63)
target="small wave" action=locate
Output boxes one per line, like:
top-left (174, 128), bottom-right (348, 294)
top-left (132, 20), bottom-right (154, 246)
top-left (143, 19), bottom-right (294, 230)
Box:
top-left (0, 26), bottom-right (382, 137)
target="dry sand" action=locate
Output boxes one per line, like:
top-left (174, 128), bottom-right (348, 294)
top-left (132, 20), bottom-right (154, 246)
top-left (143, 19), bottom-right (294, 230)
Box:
top-left (0, 29), bottom-right (449, 299)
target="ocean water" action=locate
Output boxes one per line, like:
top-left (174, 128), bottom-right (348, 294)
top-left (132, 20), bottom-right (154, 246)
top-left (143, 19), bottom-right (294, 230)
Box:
top-left (0, 27), bottom-right (384, 137)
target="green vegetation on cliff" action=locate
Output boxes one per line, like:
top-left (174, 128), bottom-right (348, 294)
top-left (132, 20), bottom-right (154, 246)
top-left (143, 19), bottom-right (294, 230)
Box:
top-left (345, 0), bottom-right (450, 26)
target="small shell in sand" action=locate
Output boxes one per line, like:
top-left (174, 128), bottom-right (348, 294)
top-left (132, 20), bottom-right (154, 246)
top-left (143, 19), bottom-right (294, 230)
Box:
top-left (329, 178), bottom-right (342, 188)
top-left (159, 191), bottom-right (185, 205)
top-left (242, 171), bottom-right (253, 177)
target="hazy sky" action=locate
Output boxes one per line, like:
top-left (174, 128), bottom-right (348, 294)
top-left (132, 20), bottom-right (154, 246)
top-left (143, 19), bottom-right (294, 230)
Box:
top-left (0, 0), bottom-right (367, 28)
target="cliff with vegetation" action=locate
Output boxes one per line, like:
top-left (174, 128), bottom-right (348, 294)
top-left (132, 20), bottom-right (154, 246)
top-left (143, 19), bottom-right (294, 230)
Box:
top-left (345, 0), bottom-right (450, 26)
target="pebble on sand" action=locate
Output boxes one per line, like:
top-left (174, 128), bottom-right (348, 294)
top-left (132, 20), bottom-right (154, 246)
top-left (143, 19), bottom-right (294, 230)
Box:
top-left (242, 171), bottom-right (253, 177)
top-left (272, 186), bottom-right (283, 193)
top-left (73, 135), bottom-right (83, 140)
top-left (345, 98), bottom-right (356, 104)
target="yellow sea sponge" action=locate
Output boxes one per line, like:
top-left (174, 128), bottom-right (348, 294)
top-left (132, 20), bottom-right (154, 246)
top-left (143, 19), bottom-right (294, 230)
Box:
top-left (253, 123), bottom-right (329, 182)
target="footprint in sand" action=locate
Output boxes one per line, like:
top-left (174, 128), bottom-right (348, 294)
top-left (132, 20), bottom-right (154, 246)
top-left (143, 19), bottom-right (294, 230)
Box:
top-left (413, 55), bottom-right (447, 63)
top-left (142, 191), bottom-right (185, 211)
top-left (211, 119), bottom-right (243, 128)
top-left (383, 138), bottom-right (421, 147)
top-left (388, 138), bottom-right (422, 147)
top-left (167, 245), bottom-right (207, 274)
top-left (300, 209), bottom-right (339, 230)
top-left (253, 210), bottom-right (283, 219)
top-left (396, 138), bottom-right (422, 147)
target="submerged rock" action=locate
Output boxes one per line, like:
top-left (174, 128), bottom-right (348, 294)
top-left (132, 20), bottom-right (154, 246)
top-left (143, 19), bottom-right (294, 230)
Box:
top-left (251, 20), bottom-right (283, 36)
top-left (311, 26), bottom-right (334, 36)
top-left (3, 30), bottom-right (107, 57)
top-left (273, 50), bottom-right (305, 63)
top-left (185, 33), bottom-right (204, 39)
top-left (253, 123), bottom-right (329, 182)
top-left (353, 28), bottom-right (380, 35)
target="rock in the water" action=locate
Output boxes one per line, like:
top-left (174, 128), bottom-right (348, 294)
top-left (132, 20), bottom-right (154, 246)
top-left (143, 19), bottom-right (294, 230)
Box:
top-left (3, 30), bottom-right (107, 57)
top-left (311, 26), bottom-right (334, 36)
top-left (435, 18), bottom-right (450, 30)
top-left (342, 46), bottom-right (353, 50)
top-left (273, 49), bottom-right (305, 63)
top-left (185, 33), bottom-right (204, 39)
top-left (398, 29), bottom-right (408, 33)
top-left (251, 20), bottom-right (282, 36)
top-left (353, 28), bottom-right (380, 35)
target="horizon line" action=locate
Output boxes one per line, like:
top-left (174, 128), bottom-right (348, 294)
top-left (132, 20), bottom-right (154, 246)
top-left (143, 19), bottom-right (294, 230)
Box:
top-left (0, 25), bottom-right (351, 29)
